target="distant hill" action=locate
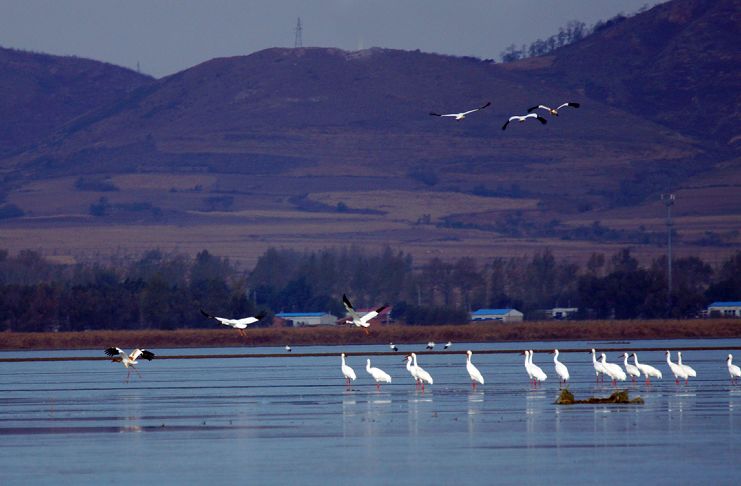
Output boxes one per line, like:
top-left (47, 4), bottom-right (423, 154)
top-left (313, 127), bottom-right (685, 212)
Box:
top-left (0, 0), bottom-right (738, 266)
top-left (0, 46), bottom-right (153, 157)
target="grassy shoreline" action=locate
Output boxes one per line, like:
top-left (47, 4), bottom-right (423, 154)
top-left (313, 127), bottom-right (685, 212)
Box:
top-left (1, 319), bottom-right (740, 351)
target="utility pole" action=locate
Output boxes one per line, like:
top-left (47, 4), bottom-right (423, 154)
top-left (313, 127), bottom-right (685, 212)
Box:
top-left (294, 17), bottom-right (303, 48)
top-left (661, 193), bottom-right (675, 315)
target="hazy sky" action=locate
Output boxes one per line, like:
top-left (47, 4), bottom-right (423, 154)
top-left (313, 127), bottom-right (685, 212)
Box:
top-left (1, 0), bottom-right (666, 78)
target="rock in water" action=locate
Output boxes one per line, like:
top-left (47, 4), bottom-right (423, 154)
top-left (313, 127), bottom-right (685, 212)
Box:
top-left (555, 389), bottom-right (644, 405)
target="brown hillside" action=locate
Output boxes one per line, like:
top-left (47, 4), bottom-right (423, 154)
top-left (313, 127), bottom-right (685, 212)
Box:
top-left (0, 46), bottom-right (154, 158)
top-left (519, 0), bottom-right (741, 150)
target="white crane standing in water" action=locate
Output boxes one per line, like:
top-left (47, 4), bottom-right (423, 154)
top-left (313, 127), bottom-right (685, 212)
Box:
top-left (365, 359), bottom-right (392, 390)
top-left (411, 353), bottom-right (433, 390)
top-left (621, 352), bottom-right (641, 382)
top-left (552, 349), bottom-right (570, 388)
top-left (600, 353), bottom-right (627, 386)
top-left (727, 354), bottom-right (741, 384)
top-left (528, 350), bottom-right (547, 385)
top-left (590, 349), bottom-right (606, 383)
top-left (104, 347), bottom-right (155, 383)
top-left (677, 352), bottom-right (697, 382)
top-left (666, 351), bottom-right (688, 384)
top-left (340, 353), bottom-right (356, 389)
top-left (632, 353), bottom-right (662, 384)
top-left (465, 350), bottom-right (485, 390)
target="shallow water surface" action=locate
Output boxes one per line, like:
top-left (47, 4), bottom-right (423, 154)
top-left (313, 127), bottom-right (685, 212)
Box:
top-left (1, 339), bottom-right (740, 484)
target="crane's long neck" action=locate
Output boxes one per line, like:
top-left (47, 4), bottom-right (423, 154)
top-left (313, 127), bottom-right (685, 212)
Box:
top-left (666, 353), bottom-right (673, 365)
top-left (341, 355), bottom-right (346, 366)
top-left (677, 353), bottom-right (683, 365)
top-left (366, 359), bottom-right (372, 372)
top-left (633, 355), bottom-right (640, 366)
top-left (624, 355), bottom-right (629, 366)
top-left (406, 357), bottom-right (413, 371)
top-left (412, 354), bottom-right (418, 367)
top-left (592, 350), bottom-right (598, 365)
top-left (553, 350), bottom-right (560, 364)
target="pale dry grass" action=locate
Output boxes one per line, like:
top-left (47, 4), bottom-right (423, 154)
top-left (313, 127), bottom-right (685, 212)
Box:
top-left (1, 219), bottom-right (738, 268)
top-left (111, 173), bottom-right (217, 190)
top-left (2, 319), bottom-right (739, 351)
top-left (308, 190), bottom-right (537, 222)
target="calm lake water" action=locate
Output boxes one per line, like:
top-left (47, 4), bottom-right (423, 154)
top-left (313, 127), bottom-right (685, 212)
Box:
top-left (1, 339), bottom-right (740, 485)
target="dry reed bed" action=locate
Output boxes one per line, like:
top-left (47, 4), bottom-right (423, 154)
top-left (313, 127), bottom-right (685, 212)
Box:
top-left (1, 319), bottom-right (740, 351)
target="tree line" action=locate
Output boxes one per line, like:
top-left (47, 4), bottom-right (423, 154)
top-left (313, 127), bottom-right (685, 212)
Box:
top-left (499, 11), bottom-right (638, 63)
top-left (0, 246), bottom-right (739, 332)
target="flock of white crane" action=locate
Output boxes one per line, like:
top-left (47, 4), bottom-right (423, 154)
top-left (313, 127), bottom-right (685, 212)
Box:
top-left (428, 99), bottom-right (580, 130)
top-left (107, 296), bottom-right (741, 388)
top-left (104, 345), bottom-right (741, 388)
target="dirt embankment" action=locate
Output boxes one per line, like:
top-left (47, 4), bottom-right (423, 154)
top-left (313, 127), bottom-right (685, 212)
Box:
top-left (1, 319), bottom-right (739, 351)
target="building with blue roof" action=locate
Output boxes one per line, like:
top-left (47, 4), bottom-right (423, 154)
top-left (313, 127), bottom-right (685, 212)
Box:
top-left (707, 302), bottom-right (741, 318)
top-left (470, 308), bottom-right (524, 323)
top-left (275, 312), bottom-right (339, 327)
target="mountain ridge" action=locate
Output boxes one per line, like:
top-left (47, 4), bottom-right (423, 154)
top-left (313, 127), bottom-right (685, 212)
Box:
top-left (0, 0), bottom-right (738, 266)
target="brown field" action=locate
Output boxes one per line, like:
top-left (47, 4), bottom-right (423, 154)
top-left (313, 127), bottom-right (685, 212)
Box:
top-left (3, 170), bottom-right (741, 269)
top-left (1, 319), bottom-right (740, 352)
top-left (308, 190), bottom-right (538, 222)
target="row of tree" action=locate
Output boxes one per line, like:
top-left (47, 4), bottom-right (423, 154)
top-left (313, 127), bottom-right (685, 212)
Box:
top-left (0, 246), bottom-right (739, 332)
top-left (499, 11), bottom-right (636, 63)
top-left (500, 20), bottom-right (589, 62)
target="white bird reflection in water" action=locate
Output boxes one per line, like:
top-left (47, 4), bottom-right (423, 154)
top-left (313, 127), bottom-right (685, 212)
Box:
top-left (525, 390), bottom-right (548, 437)
top-left (467, 389), bottom-right (485, 438)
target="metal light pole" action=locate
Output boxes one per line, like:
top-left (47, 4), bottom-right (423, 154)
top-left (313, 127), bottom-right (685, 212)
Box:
top-left (294, 18), bottom-right (303, 48)
top-left (661, 193), bottom-right (675, 314)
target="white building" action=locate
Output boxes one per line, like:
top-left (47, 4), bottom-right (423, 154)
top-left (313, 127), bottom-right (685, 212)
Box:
top-left (549, 307), bottom-right (579, 320)
top-left (470, 308), bottom-right (524, 323)
top-left (707, 302), bottom-right (741, 318)
top-left (275, 312), bottom-right (338, 327)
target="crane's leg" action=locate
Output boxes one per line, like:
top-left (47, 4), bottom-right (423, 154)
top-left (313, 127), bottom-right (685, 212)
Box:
top-left (132, 365), bottom-right (142, 379)
top-left (363, 327), bottom-right (369, 335)
top-left (376, 383), bottom-right (380, 391)
top-left (125, 368), bottom-right (131, 383)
